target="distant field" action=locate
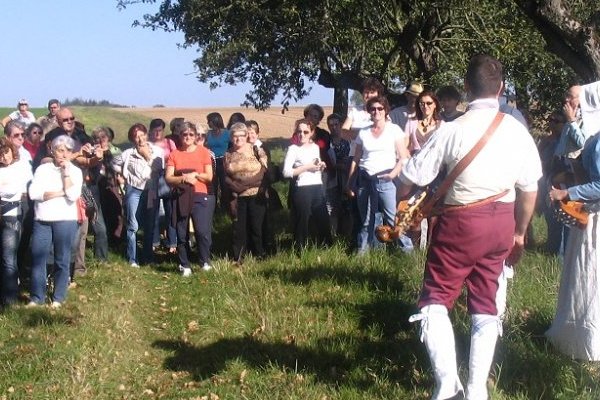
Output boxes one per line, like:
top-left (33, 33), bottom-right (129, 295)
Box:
top-left (114, 106), bottom-right (334, 140)
top-left (0, 106), bottom-right (333, 145)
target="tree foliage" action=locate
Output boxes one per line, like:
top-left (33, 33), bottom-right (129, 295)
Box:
top-left (117, 0), bottom-right (598, 123)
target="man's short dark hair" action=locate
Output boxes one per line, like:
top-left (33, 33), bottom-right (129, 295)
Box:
top-left (47, 99), bottom-right (60, 108)
top-left (465, 54), bottom-right (503, 98)
top-left (362, 77), bottom-right (385, 96)
top-left (436, 85), bottom-right (462, 102)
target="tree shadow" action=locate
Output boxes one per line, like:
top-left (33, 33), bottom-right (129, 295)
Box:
top-left (260, 263), bottom-right (405, 294)
top-left (153, 331), bottom-right (430, 391)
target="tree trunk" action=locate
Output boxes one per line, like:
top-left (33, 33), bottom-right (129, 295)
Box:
top-left (515, 0), bottom-right (600, 82)
top-left (333, 86), bottom-right (348, 117)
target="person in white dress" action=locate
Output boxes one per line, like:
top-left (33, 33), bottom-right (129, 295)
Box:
top-left (547, 130), bottom-right (600, 361)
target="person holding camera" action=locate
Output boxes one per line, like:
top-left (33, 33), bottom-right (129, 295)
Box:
top-left (283, 119), bottom-right (331, 248)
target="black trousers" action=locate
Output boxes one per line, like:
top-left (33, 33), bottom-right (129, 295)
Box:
top-left (292, 184), bottom-right (331, 248)
top-left (232, 195), bottom-right (266, 261)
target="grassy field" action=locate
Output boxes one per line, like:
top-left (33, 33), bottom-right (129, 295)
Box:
top-left (0, 107), bottom-right (598, 399)
top-left (0, 214), bottom-right (599, 399)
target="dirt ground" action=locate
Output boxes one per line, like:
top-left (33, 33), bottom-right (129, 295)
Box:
top-left (118, 106), bottom-right (334, 139)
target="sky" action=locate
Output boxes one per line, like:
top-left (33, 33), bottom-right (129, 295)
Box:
top-left (0, 1), bottom-right (333, 109)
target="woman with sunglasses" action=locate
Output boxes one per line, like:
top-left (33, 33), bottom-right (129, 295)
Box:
top-left (115, 123), bottom-right (164, 268)
top-left (0, 138), bottom-right (32, 306)
top-left (23, 123), bottom-right (44, 159)
top-left (283, 119), bottom-right (331, 248)
top-left (165, 122), bottom-right (214, 276)
top-left (347, 96), bottom-right (411, 254)
top-left (405, 90), bottom-right (444, 154)
top-left (224, 123), bottom-right (268, 264)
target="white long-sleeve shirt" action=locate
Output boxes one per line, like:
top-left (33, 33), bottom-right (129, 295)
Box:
top-left (113, 144), bottom-right (164, 190)
top-left (0, 160), bottom-right (33, 216)
top-left (29, 162), bottom-right (82, 221)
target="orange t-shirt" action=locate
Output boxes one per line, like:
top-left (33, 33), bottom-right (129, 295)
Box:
top-left (166, 146), bottom-right (212, 194)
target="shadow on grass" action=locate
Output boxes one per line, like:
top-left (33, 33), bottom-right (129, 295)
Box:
top-left (260, 263), bottom-right (405, 294)
top-left (153, 333), bottom-right (430, 391)
top-left (21, 309), bottom-right (80, 327)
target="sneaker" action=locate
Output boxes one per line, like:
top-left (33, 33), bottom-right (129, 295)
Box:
top-left (202, 263), bottom-right (212, 271)
top-left (178, 264), bottom-right (192, 277)
top-left (25, 301), bottom-right (39, 308)
top-left (130, 262), bottom-right (140, 269)
top-left (50, 301), bottom-right (62, 309)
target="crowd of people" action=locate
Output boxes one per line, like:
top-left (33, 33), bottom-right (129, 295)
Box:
top-left (1, 52), bottom-right (600, 399)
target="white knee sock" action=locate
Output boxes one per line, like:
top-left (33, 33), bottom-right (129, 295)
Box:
top-left (466, 314), bottom-right (501, 400)
top-left (410, 304), bottom-right (464, 400)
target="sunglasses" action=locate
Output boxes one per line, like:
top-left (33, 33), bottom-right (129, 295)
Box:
top-left (61, 117), bottom-right (75, 122)
top-left (296, 130), bottom-right (312, 135)
top-left (368, 106), bottom-right (385, 112)
top-left (419, 101), bottom-right (434, 106)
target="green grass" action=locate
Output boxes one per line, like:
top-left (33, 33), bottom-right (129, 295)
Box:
top-left (0, 107), bottom-right (598, 398)
top-left (0, 215), bottom-right (599, 399)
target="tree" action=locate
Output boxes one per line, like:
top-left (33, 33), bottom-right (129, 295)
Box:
top-left (514, 0), bottom-right (600, 82)
top-left (117, 0), bottom-right (597, 124)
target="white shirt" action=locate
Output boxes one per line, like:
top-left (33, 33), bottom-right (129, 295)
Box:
top-left (114, 144), bottom-right (164, 190)
top-left (283, 143), bottom-right (323, 187)
top-left (29, 161), bottom-right (83, 221)
top-left (400, 98), bottom-right (542, 205)
top-left (8, 110), bottom-right (36, 127)
top-left (0, 161), bottom-right (33, 216)
top-left (355, 121), bottom-right (406, 176)
top-left (348, 107), bottom-right (373, 130)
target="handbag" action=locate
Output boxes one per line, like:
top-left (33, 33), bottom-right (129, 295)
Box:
top-left (80, 185), bottom-right (98, 222)
top-left (157, 174), bottom-right (172, 198)
top-left (376, 112), bottom-right (505, 242)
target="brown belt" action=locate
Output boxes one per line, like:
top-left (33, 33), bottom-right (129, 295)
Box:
top-left (443, 190), bottom-right (510, 213)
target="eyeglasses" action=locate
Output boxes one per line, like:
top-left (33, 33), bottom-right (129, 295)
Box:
top-left (11, 133), bottom-right (24, 138)
top-left (368, 106), bottom-right (385, 112)
top-left (419, 101), bottom-right (434, 106)
top-left (31, 130), bottom-right (43, 135)
top-left (61, 117), bottom-right (75, 122)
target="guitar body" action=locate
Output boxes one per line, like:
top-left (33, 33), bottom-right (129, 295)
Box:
top-left (554, 200), bottom-right (589, 229)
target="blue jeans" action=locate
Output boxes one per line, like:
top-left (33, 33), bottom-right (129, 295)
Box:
top-left (356, 171), bottom-right (413, 253)
top-left (30, 220), bottom-right (78, 304)
top-left (1, 215), bottom-right (22, 305)
top-left (124, 185), bottom-right (157, 264)
top-left (153, 197), bottom-right (177, 248)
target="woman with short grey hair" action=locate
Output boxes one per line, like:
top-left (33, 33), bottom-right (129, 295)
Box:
top-left (28, 135), bottom-right (82, 308)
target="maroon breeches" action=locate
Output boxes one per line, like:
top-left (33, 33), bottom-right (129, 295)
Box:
top-left (418, 201), bottom-right (515, 315)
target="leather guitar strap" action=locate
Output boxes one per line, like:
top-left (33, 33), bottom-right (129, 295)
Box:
top-left (420, 112), bottom-right (505, 215)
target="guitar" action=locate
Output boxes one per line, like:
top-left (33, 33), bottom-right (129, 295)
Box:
top-left (375, 189), bottom-right (430, 243)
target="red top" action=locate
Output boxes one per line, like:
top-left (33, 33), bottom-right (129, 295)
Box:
top-left (23, 140), bottom-right (40, 159)
top-left (166, 146), bottom-right (212, 194)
